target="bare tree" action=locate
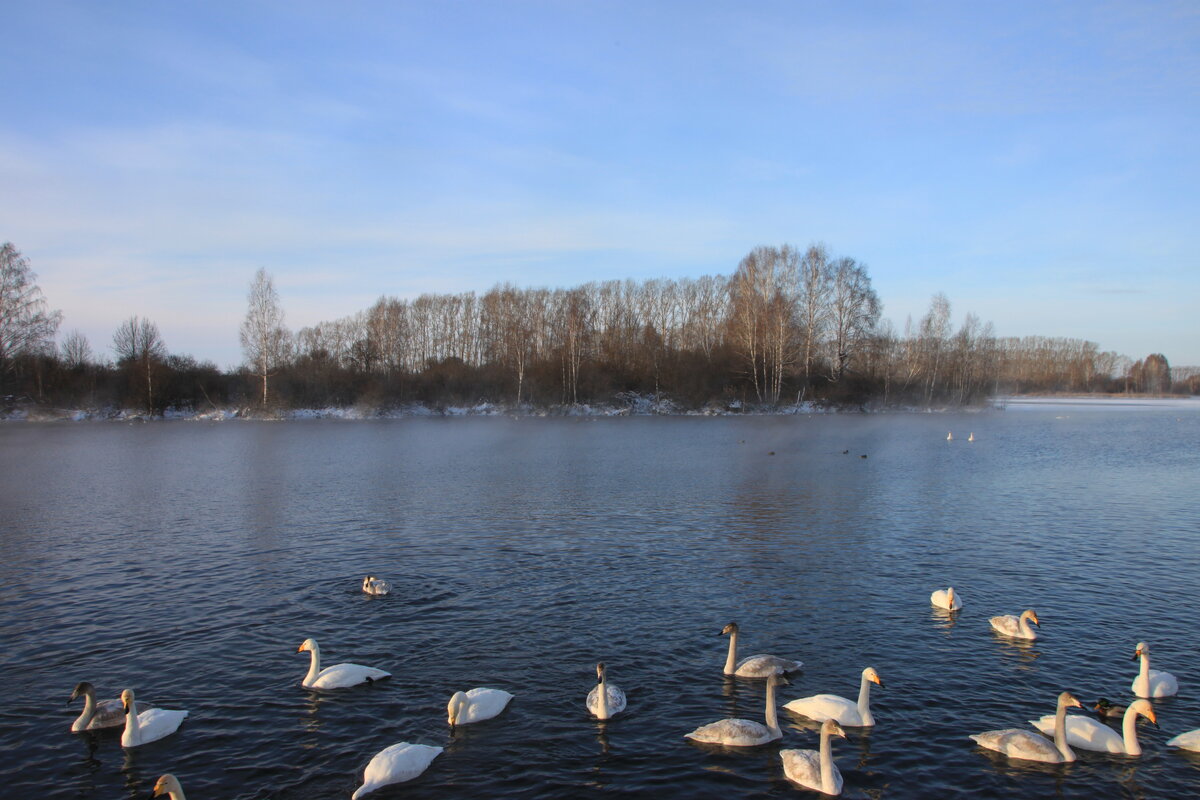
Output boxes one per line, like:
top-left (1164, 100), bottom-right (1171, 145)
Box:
top-left (60, 329), bottom-right (92, 369)
top-left (240, 268), bottom-right (289, 405)
top-left (797, 244), bottom-right (832, 384)
top-left (827, 257), bottom-right (880, 380)
top-left (113, 316), bottom-right (167, 411)
top-left (0, 242), bottom-right (62, 385)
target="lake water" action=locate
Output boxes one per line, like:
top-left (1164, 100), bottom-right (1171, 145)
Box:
top-left (1, 401), bottom-right (1199, 799)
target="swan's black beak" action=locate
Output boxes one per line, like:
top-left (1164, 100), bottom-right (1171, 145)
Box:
top-left (877, 678), bottom-right (886, 688)
top-left (122, 702), bottom-right (130, 714)
top-left (1131, 652), bottom-right (1141, 661)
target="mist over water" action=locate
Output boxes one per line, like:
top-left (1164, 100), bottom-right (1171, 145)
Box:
top-left (1, 403), bottom-right (1198, 799)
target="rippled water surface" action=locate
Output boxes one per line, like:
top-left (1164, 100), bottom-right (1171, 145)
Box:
top-left (2, 402), bottom-right (1199, 799)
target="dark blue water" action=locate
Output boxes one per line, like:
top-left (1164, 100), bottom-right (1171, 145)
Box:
top-left (1, 402), bottom-right (1198, 799)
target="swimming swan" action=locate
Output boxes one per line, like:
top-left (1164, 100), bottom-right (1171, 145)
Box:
top-left (447, 688), bottom-right (513, 726)
top-left (298, 638), bottom-right (390, 689)
top-left (153, 774), bottom-right (186, 800)
top-left (970, 691), bottom-right (1083, 763)
top-left (362, 576), bottom-right (391, 596)
top-left (685, 671), bottom-right (786, 746)
top-left (1031, 698), bottom-right (1157, 755)
top-left (930, 587), bottom-right (962, 611)
top-left (947, 432), bottom-right (953, 441)
top-left (352, 742), bottom-right (443, 799)
top-left (1167, 728), bottom-right (1200, 751)
top-left (784, 667), bottom-right (884, 727)
top-left (1131, 641), bottom-right (1179, 698)
top-left (781, 719), bottom-right (847, 795)
top-left (587, 662), bottom-right (626, 720)
top-left (120, 689), bottom-right (188, 748)
top-left (989, 609), bottom-right (1039, 640)
top-left (68, 681), bottom-right (151, 732)
top-left (721, 622), bottom-right (802, 678)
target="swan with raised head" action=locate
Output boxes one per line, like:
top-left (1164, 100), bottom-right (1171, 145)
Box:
top-left (781, 719), bottom-right (847, 795)
top-left (989, 609), bottom-right (1039, 640)
top-left (720, 622), bottom-right (802, 678)
top-left (970, 692), bottom-right (1083, 763)
top-left (1031, 698), bottom-right (1157, 755)
top-left (1093, 698), bottom-right (1127, 720)
top-left (1131, 641), bottom-right (1179, 698)
top-left (685, 671), bottom-right (786, 746)
top-left (1167, 728), bottom-right (1200, 751)
top-left (784, 667), bottom-right (884, 727)
top-left (447, 688), bottom-right (513, 726)
top-left (352, 742), bottom-right (443, 799)
top-left (119, 689), bottom-right (188, 748)
top-left (930, 587), bottom-right (962, 611)
top-left (297, 638), bottom-right (390, 690)
top-left (153, 774), bottom-right (186, 799)
top-left (68, 681), bottom-right (152, 732)
top-left (361, 576), bottom-right (391, 596)
top-left (586, 662), bottom-right (626, 720)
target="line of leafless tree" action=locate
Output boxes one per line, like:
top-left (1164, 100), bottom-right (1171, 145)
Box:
top-left (1, 241), bottom-right (1195, 414)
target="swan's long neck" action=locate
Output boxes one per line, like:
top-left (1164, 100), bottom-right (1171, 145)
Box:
top-left (819, 725), bottom-right (836, 793)
top-left (1019, 611), bottom-right (1035, 638)
top-left (73, 691), bottom-right (97, 731)
top-left (1138, 651), bottom-right (1151, 684)
top-left (723, 631), bottom-right (738, 674)
top-left (946, 587), bottom-right (955, 608)
top-left (167, 786), bottom-right (187, 800)
top-left (763, 679), bottom-right (780, 735)
top-left (1121, 705), bottom-right (1142, 755)
top-left (1052, 698), bottom-right (1076, 762)
top-left (597, 672), bottom-right (609, 719)
top-left (856, 673), bottom-right (873, 724)
top-left (122, 702), bottom-right (140, 745)
top-left (304, 643), bottom-right (322, 686)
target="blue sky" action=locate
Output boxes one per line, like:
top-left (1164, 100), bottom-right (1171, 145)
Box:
top-left (3, 1), bottom-right (1197, 368)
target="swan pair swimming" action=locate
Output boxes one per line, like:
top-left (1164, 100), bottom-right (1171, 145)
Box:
top-left (119, 689), bottom-right (188, 748)
top-left (68, 681), bottom-right (151, 732)
top-left (721, 622), bottom-right (802, 678)
top-left (298, 638), bottom-right (390, 689)
top-left (971, 691), bottom-right (1084, 763)
top-left (1031, 698), bottom-right (1157, 755)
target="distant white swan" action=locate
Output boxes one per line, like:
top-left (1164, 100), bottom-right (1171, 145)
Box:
top-left (1131, 641), bottom-right (1179, 698)
top-left (686, 671), bottom-right (786, 746)
top-left (153, 774), bottom-right (186, 800)
top-left (989, 609), bottom-right (1039, 640)
top-left (447, 687), bottom-right (513, 726)
top-left (1167, 728), bottom-right (1200, 751)
top-left (1031, 698), bottom-right (1157, 755)
top-left (784, 667), bottom-right (884, 727)
top-left (968, 432), bottom-right (975, 442)
top-left (69, 681), bottom-right (151, 732)
top-left (721, 622), bottom-right (802, 678)
top-left (298, 638), bottom-right (390, 689)
top-left (120, 689), bottom-right (188, 748)
top-left (781, 719), bottom-right (847, 795)
top-left (362, 576), bottom-right (391, 596)
top-left (930, 587), bottom-right (962, 611)
top-left (352, 742), bottom-right (443, 799)
top-left (970, 691), bottom-right (1083, 763)
top-left (947, 432), bottom-right (953, 441)
top-left (586, 662), bottom-right (626, 720)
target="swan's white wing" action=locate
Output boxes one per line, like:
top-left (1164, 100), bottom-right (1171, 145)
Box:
top-left (463, 688), bottom-right (513, 723)
top-left (1168, 729), bottom-right (1200, 750)
top-left (127, 708), bottom-right (188, 746)
top-left (781, 748), bottom-right (842, 794)
top-left (783, 693), bottom-right (861, 725)
top-left (970, 729), bottom-right (1062, 762)
top-left (311, 662), bottom-right (391, 689)
top-left (1030, 714), bottom-right (1123, 753)
top-left (1149, 669), bottom-right (1179, 697)
top-left (685, 718), bottom-right (776, 746)
top-left (353, 742), bottom-right (442, 799)
top-left (734, 654), bottom-right (802, 677)
top-left (586, 684), bottom-right (627, 717)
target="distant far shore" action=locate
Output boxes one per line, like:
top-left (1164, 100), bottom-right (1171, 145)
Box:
top-left (3, 393), bottom-right (1196, 423)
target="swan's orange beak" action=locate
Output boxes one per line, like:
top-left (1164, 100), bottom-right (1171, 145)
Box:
top-left (297, 644), bottom-right (305, 653)
top-left (1147, 709), bottom-right (1159, 727)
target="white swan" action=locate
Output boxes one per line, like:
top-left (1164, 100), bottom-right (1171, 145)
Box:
top-left (447, 687), bottom-right (513, 726)
top-left (930, 587), bottom-right (962, 611)
top-left (685, 671), bottom-right (786, 746)
top-left (784, 667), bottom-right (884, 727)
top-left (721, 622), bottom-right (802, 678)
top-left (1031, 698), bottom-right (1157, 755)
top-left (68, 681), bottom-right (152, 732)
top-left (362, 576), bottom-right (391, 596)
top-left (947, 432), bottom-right (953, 441)
top-left (781, 719), bottom-right (847, 795)
top-left (968, 432), bottom-right (975, 442)
top-left (586, 662), bottom-right (626, 720)
top-left (352, 742), bottom-right (443, 799)
top-left (298, 638), bottom-right (390, 690)
top-left (153, 774), bottom-right (186, 800)
top-left (1131, 641), bottom-right (1179, 698)
top-left (119, 689), bottom-right (188, 748)
top-left (989, 609), bottom-right (1039, 640)
top-left (1167, 728), bottom-right (1200, 751)
top-left (970, 691), bottom-right (1083, 763)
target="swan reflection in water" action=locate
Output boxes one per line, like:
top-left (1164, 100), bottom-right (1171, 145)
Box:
top-left (929, 606), bottom-right (958, 632)
top-left (993, 635), bottom-right (1041, 668)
